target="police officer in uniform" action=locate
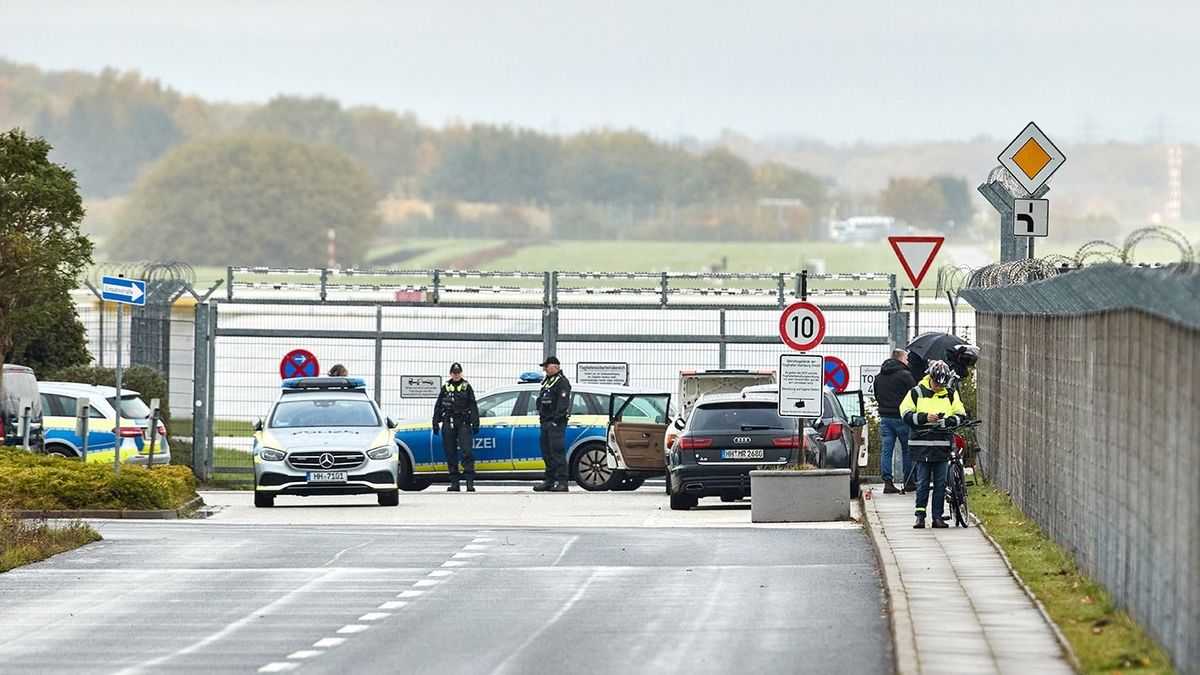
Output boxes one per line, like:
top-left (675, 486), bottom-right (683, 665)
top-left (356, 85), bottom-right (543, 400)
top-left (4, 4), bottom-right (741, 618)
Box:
top-left (533, 356), bottom-right (571, 492)
top-left (433, 363), bottom-right (480, 492)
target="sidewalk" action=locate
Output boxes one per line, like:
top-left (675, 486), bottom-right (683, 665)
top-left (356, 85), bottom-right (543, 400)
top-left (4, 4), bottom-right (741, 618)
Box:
top-left (863, 484), bottom-right (1077, 675)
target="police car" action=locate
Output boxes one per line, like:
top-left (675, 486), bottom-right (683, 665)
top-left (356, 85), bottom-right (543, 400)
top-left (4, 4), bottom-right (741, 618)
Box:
top-left (251, 377), bottom-right (400, 507)
top-left (393, 373), bottom-right (671, 491)
top-left (39, 382), bottom-right (170, 466)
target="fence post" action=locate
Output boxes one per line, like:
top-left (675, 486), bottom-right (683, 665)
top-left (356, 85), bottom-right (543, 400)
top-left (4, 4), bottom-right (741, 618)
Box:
top-left (205, 302), bottom-right (218, 481)
top-left (776, 273), bottom-right (786, 306)
top-left (319, 268), bottom-right (328, 302)
top-left (660, 272), bottom-right (669, 306)
top-left (225, 266), bottom-right (234, 301)
top-left (718, 309), bottom-right (727, 368)
top-left (543, 272), bottom-right (558, 357)
top-left (374, 305), bottom-right (384, 405)
top-left (799, 269), bottom-right (809, 301)
top-left (191, 300), bottom-right (211, 482)
top-left (888, 310), bottom-right (909, 349)
top-left (432, 270), bottom-right (441, 304)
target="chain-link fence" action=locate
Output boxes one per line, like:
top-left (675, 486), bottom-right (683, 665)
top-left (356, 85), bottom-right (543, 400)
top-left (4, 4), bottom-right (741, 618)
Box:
top-left (961, 263), bottom-right (1200, 674)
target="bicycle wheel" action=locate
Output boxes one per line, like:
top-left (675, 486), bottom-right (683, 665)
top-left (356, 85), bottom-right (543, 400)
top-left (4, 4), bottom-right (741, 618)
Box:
top-left (950, 463), bottom-right (970, 527)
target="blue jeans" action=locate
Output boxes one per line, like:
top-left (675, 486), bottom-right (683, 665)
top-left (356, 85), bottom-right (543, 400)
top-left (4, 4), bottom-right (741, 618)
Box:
top-left (879, 417), bottom-right (911, 483)
top-left (914, 460), bottom-right (949, 519)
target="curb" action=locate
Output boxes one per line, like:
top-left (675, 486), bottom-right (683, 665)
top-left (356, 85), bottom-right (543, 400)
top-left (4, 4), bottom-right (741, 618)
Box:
top-left (860, 490), bottom-right (920, 675)
top-left (973, 516), bottom-right (1082, 673)
top-left (16, 496), bottom-right (207, 520)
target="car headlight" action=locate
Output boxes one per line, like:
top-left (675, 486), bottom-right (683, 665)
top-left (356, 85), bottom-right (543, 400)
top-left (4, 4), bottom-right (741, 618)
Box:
top-left (367, 446), bottom-right (394, 460)
top-left (260, 448), bottom-right (285, 461)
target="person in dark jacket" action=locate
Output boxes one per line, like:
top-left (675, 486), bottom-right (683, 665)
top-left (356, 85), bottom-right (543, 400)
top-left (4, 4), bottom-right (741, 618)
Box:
top-left (900, 361), bottom-right (967, 529)
top-left (874, 348), bottom-right (917, 494)
top-left (433, 362), bottom-right (480, 492)
top-left (533, 356), bottom-right (572, 492)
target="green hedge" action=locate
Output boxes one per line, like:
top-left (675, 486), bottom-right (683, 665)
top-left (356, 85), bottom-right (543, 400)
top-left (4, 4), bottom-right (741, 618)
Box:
top-left (0, 448), bottom-right (197, 511)
top-left (46, 365), bottom-right (171, 429)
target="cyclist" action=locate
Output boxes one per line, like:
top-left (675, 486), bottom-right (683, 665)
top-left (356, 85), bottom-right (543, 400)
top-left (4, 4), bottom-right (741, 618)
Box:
top-left (899, 360), bottom-right (967, 529)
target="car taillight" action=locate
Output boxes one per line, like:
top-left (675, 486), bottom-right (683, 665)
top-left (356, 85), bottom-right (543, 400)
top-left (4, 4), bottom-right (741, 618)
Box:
top-left (679, 437), bottom-right (713, 450)
top-left (772, 437), bottom-right (799, 448)
top-left (117, 426), bottom-right (143, 438)
top-left (823, 423), bottom-right (844, 442)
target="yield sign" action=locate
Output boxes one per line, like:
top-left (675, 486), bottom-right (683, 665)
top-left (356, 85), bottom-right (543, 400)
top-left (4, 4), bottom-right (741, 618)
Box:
top-left (888, 236), bottom-right (945, 288)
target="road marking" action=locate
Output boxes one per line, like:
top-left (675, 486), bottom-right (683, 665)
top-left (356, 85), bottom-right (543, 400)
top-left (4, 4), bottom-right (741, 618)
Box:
top-left (287, 650), bottom-right (322, 660)
top-left (463, 544), bottom-right (488, 550)
top-left (378, 601), bottom-right (408, 609)
top-left (320, 540), bottom-right (372, 568)
top-left (397, 590), bottom-right (425, 598)
top-left (551, 535), bottom-right (580, 567)
top-left (413, 579), bottom-right (441, 587)
top-left (358, 612), bottom-right (390, 622)
top-left (258, 664), bottom-right (298, 673)
top-left (492, 571), bottom-right (600, 674)
top-left (337, 624), bottom-right (370, 634)
top-left (452, 552), bottom-right (481, 559)
top-left (313, 637), bottom-right (345, 648)
top-left (428, 570), bottom-right (453, 577)
top-left (442, 560), bottom-right (468, 567)
top-left (471, 537), bottom-right (495, 543)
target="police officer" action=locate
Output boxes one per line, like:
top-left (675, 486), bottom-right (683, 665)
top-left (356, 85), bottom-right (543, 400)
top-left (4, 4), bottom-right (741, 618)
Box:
top-left (533, 356), bottom-right (571, 492)
top-left (432, 362), bottom-right (480, 492)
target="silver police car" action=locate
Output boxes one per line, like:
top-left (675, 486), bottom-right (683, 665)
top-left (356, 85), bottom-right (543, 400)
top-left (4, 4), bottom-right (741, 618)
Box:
top-left (252, 377), bottom-right (399, 507)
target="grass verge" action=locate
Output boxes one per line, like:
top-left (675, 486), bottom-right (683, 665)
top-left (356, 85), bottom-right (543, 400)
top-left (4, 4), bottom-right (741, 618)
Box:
top-left (970, 482), bottom-right (1174, 674)
top-left (1, 511), bottom-right (101, 573)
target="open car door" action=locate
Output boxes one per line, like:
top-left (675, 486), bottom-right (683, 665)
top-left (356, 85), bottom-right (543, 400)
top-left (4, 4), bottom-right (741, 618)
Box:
top-left (835, 389), bottom-right (869, 468)
top-left (607, 393), bottom-right (672, 473)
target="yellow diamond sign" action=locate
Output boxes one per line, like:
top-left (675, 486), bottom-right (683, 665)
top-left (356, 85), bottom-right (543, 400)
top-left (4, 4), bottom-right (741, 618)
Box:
top-left (999, 122), bottom-right (1065, 194)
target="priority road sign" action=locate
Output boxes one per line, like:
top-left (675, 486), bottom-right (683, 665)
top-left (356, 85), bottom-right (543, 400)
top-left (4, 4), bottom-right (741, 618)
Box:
top-left (779, 302), bottom-right (826, 351)
top-left (1013, 198), bottom-right (1049, 237)
top-left (778, 354), bottom-right (823, 418)
top-left (823, 356), bottom-right (850, 393)
top-left (888, 236), bottom-right (944, 288)
top-left (280, 349), bottom-right (320, 379)
top-left (998, 122), bottom-right (1066, 195)
top-left (100, 276), bottom-right (146, 306)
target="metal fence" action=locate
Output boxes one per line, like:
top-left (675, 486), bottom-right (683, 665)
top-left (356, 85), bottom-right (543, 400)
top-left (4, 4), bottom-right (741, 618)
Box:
top-left (961, 263), bottom-right (1200, 674)
top-left (182, 268), bottom-right (902, 483)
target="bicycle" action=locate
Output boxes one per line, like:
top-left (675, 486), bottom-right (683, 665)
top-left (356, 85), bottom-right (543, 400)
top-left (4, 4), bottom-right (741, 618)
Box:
top-left (945, 419), bottom-right (982, 527)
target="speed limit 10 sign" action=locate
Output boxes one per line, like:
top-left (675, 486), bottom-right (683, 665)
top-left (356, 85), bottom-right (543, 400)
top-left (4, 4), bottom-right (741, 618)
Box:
top-left (778, 302), bottom-right (826, 351)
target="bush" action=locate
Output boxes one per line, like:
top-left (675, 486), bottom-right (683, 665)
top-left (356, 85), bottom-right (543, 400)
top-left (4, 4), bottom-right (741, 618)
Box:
top-left (45, 364), bottom-right (171, 430)
top-left (0, 447), bottom-right (196, 511)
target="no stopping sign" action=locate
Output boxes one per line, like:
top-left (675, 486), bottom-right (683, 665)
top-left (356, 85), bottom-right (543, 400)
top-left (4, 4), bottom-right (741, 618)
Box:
top-left (779, 302), bottom-right (826, 351)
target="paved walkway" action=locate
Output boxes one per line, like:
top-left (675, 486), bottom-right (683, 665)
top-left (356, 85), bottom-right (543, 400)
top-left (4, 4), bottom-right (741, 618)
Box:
top-left (863, 485), bottom-right (1077, 675)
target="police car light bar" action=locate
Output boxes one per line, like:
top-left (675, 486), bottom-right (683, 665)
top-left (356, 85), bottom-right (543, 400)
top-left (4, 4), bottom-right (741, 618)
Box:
top-left (281, 377), bottom-right (368, 390)
top-left (519, 371), bottom-right (543, 383)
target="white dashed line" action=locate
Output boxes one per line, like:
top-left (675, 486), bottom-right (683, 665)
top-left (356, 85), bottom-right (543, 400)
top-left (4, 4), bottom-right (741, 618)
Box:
top-left (287, 650), bottom-right (322, 660)
top-left (471, 537), bottom-right (495, 543)
top-left (442, 560), bottom-right (468, 567)
top-left (413, 579), bottom-right (441, 587)
top-left (258, 663), bottom-right (298, 673)
top-left (313, 637), bottom-right (345, 648)
top-left (358, 612), bottom-right (391, 622)
top-left (452, 552), bottom-right (481, 559)
top-left (337, 624), bottom-right (370, 634)
top-left (428, 570), bottom-right (453, 577)
top-left (463, 544), bottom-right (488, 551)
top-left (378, 601), bottom-right (408, 610)
top-left (397, 590), bottom-right (425, 598)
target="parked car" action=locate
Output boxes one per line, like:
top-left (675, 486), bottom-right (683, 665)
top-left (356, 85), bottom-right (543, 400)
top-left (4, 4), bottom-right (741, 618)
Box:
top-left (39, 382), bottom-right (170, 465)
top-left (666, 391), bottom-right (814, 510)
top-left (393, 372), bottom-right (670, 491)
top-left (1, 364), bottom-right (43, 450)
top-left (741, 383), bottom-right (867, 497)
top-left (252, 377), bottom-right (400, 507)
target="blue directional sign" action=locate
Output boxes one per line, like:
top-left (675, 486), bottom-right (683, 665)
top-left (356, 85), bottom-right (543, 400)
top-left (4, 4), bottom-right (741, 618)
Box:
top-left (100, 276), bottom-right (146, 306)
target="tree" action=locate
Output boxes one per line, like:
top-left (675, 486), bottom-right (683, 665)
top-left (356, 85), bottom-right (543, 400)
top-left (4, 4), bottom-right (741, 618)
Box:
top-left (110, 135), bottom-right (381, 267)
top-left (0, 129), bottom-right (94, 370)
top-left (878, 177), bottom-right (947, 231)
top-left (929, 175), bottom-right (975, 232)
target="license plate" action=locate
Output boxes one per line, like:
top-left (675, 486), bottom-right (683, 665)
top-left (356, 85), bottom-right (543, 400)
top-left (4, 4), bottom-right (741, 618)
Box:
top-left (722, 449), bottom-right (764, 460)
top-left (306, 471), bottom-right (347, 482)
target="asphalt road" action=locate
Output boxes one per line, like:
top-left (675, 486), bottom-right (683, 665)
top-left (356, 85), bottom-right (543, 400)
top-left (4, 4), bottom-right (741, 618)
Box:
top-left (0, 517), bottom-right (891, 674)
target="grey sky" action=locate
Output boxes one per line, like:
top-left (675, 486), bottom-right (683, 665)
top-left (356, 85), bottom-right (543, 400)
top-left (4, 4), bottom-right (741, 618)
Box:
top-left (2, 0), bottom-right (1195, 143)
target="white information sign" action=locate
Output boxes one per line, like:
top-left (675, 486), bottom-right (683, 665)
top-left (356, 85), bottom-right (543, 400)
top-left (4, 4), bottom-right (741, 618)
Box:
top-left (401, 375), bottom-right (443, 398)
top-left (860, 365), bottom-right (882, 395)
top-left (577, 362), bottom-right (629, 386)
top-left (1013, 198), bottom-right (1049, 237)
top-left (777, 354), bottom-right (824, 418)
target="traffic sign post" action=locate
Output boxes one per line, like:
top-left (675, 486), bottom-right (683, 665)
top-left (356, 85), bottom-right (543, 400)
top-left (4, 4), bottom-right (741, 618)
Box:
top-left (100, 276), bottom-right (146, 476)
top-left (779, 302), bottom-right (826, 352)
top-left (280, 349), bottom-right (321, 379)
top-left (888, 237), bottom-right (944, 336)
top-left (823, 356), bottom-right (850, 393)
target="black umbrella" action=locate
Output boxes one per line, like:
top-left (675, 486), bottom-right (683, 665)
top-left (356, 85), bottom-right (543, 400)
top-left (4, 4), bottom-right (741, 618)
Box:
top-left (905, 332), bottom-right (968, 381)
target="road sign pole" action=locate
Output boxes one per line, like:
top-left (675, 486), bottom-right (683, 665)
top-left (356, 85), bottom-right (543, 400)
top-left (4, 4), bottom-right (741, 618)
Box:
top-left (114, 302), bottom-right (122, 476)
top-left (914, 289), bottom-right (920, 335)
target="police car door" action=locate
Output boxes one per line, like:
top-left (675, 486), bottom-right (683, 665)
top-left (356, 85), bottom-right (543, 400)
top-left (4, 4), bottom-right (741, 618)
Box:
top-left (607, 393), bottom-right (672, 472)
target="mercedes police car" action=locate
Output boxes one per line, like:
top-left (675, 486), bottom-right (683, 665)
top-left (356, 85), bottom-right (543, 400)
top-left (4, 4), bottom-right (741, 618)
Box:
top-left (393, 372), bottom-right (671, 491)
top-left (252, 377), bottom-right (399, 507)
